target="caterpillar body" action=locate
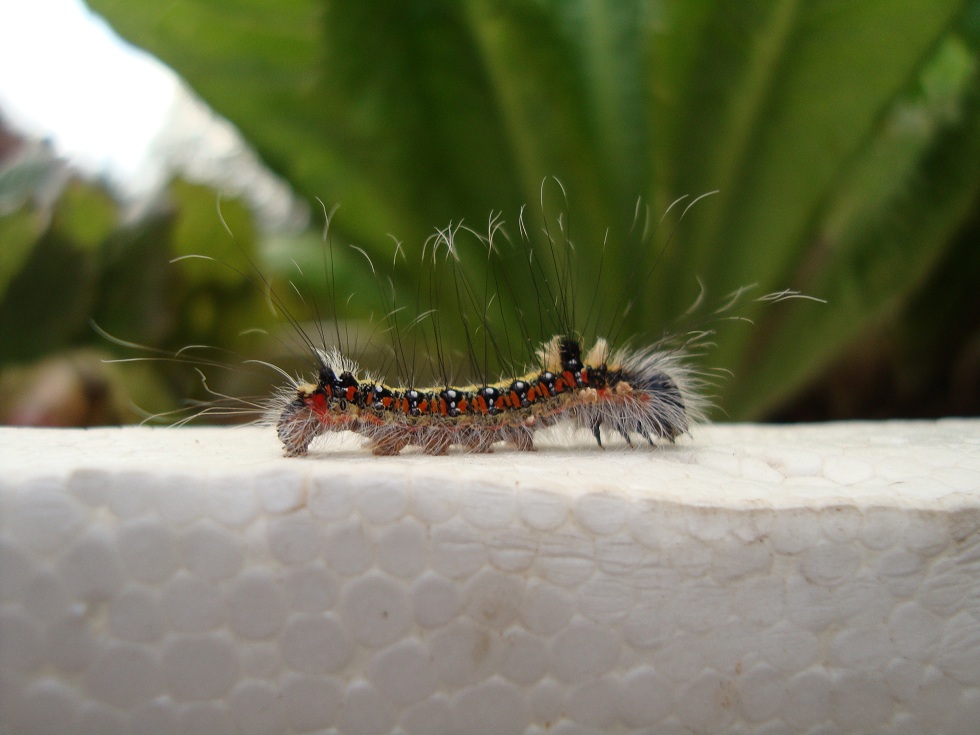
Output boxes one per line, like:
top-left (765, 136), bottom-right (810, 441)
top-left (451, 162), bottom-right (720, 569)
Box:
top-left (275, 335), bottom-right (698, 457)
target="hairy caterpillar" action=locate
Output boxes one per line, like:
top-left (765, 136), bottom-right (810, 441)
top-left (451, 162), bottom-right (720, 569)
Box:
top-left (105, 183), bottom-right (810, 456)
top-left (274, 334), bottom-right (698, 456)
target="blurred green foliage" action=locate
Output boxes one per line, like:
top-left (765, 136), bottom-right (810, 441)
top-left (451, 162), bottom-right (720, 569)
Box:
top-left (0, 176), bottom-right (281, 424)
top-left (4, 0), bottom-right (979, 424)
top-left (84, 0), bottom-right (980, 419)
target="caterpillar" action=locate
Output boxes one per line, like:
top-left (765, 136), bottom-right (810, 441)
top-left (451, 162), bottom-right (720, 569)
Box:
top-left (263, 187), bottom-right (735, 457)
top-left (104, 183), bottom-right (810, 456)
top-left (274, 334), bottom-right (698, 456)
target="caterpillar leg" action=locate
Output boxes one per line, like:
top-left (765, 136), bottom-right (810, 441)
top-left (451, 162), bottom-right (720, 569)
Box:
top-left (368, 429), bottom-right (410, 456)
top-left (420, 431), bottom-right (451, 456)
top-left (638, 423), bottom-right (655, 446)
top-left (463, 431), bottom-right (495, 453)
top-left (590, 417), bottom-right (604, 448)
top-left (277, 402), bottom-right (325, 457)
top-left (505, 427), bottom-right (536, 452)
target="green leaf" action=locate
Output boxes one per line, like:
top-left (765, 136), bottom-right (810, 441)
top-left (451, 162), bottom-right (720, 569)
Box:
top-left (0, 232), bottom-right (99, 364)
top-left (94, 212), bottom-right (181, 346)
top-left (734, 33), bottom-right (980, 417)
top-left (169, 180), bottom-right (256, 285)
top-left (0, 206), bottom-right (44, 298)
top-left (86, 0), bottom-right (980, 418)
top-left (51, 179), bottom-right (119, 251)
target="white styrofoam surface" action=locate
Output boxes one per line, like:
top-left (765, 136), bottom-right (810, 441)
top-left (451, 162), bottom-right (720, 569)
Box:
top-left (1, 421), bottom-right (979, 734)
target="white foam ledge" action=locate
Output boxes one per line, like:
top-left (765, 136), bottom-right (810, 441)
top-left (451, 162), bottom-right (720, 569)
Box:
top-left (1, 421), bottom-right (979, 734)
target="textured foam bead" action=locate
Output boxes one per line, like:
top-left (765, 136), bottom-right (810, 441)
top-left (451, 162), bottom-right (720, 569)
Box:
top-left (1, 421), bottom-right (979, 734)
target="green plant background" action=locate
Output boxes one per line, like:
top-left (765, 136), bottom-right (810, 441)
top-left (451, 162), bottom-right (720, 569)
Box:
top-left (2, 0), bottom-right (979, 425)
